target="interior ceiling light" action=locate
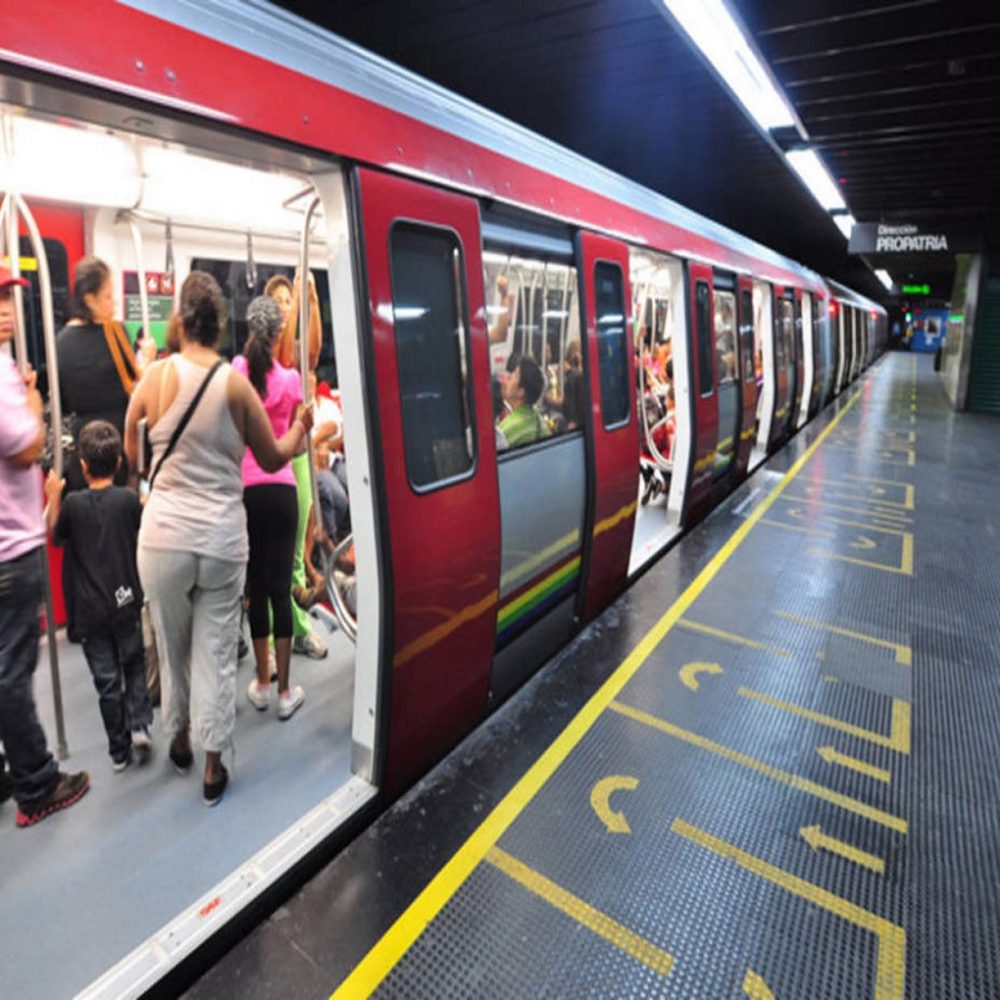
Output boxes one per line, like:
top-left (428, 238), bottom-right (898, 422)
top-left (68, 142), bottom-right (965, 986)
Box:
top-left (833, 213), bottom-right (856, 241)
top-left (786, 149), bottom-right (848, 213)
top-left (660, 0), bottom-right (795, 130)
top-left (874, 269), bottom-right (894, 291)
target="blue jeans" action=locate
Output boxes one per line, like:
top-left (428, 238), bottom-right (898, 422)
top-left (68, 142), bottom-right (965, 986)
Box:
top-left (0, 547), bottom-right (59, 811)
top-left (81, 613), bottom-right (152, 759)
top-left (317, 462), bottom-right (350, 543)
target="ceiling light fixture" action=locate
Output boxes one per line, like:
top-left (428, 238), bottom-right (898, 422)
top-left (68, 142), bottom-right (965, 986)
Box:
top-left (874, 269), bottom-right (894, 292)
top-left (659, 0), bottom-right (795, 131)
top-left (786, 149), bottom-right (847, 212)
top-left (832, 213), bottom-right (856, 241)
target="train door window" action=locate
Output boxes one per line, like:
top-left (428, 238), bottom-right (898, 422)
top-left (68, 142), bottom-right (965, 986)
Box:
top-left (714, 290), bottom-right (737, 385)
top-left (13, 235), bottom-right (70, 395)
top-left (695, 280), bottom-right (713, 396)
top-left (741, 288), bottom-right (754, 384)
top-left (781, 298), bottom-right (795, 366)
top-left (389, 223), bottom-right (475, 489)
top-left (482, 248), bottom-right (579, 450)
top-left (595, 260), bottom-right (630, 427)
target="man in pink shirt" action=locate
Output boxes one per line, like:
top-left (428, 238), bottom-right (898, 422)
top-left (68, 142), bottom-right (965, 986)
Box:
top-left (0, 266), bottom-right (89, 827)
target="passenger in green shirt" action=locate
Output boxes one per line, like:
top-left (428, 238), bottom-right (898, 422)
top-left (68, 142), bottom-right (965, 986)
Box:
top-left (498, 356), bottom-right (547, 449)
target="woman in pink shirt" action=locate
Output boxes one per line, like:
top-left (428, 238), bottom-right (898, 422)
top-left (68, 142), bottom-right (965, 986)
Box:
top-left (232, 297), bottom-right (305, 720)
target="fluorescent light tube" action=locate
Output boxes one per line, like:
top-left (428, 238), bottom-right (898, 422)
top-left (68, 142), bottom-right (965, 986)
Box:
top-left (874, 269), bottom-right (893, 291)
top-left (661, 0), bottom-right (795, 130)
top-left (786, 149), bottom-right (847, 212)
top-left (833, 214), bottom-right (855, 240)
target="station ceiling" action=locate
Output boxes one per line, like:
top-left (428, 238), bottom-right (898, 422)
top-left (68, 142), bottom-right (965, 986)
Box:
top-left (276, 1), bottom-right (1000, 304)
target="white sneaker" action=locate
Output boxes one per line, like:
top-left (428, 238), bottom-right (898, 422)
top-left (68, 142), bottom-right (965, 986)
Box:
top-left (277, 684), bottom-right (305, 720)
top-left (292, 631), bottom-right (327, 660)
top-left (247, 678), bottom-right (270, 711)
top-left (131, 726), bottom-right (153, 764)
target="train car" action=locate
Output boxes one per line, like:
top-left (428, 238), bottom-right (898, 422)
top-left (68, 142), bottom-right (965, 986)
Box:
top-left (0, 3), bottom-right (886, 995)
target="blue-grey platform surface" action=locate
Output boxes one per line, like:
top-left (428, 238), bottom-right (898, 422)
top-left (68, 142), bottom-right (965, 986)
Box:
top-left (187, 352), bottom-right (1000, 1000)
top-left (0, 614), bottom-right (354, 1000)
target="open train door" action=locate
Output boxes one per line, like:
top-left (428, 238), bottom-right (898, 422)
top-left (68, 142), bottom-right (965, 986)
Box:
top-left (353, 168), bottom-right (501, 791)
top-left (577, 232), bottom-right (638, 622)
top-left (734, 275), bottom-right (756, 477)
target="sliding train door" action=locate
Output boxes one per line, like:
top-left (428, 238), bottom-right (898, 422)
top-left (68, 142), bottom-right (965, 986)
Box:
top-left (734, 275), bottom-right (756, 477)
top-left (577, 232), bottom-right (638, 621)
top-left (354, 168), bottom-right (500, 790)
top-left (685, 262), bottom-right (717, 520)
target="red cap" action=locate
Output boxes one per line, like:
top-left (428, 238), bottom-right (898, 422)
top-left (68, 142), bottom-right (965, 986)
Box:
top-left (0, 265), bottom-right (29, 291)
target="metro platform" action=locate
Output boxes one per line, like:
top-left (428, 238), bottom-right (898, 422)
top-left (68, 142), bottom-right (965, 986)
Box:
top-left (186, 352), bottom-right (1000, 1000)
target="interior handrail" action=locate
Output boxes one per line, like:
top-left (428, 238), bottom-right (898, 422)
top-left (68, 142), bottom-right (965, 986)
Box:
top-left (299, 195), bottom-right (357, 644)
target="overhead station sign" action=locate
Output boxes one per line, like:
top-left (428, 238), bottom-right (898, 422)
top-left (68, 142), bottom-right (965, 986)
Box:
top-left (849, 221), bottom-right (981, 255)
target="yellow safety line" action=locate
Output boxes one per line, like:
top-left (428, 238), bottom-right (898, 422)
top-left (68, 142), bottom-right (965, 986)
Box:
top-left (806, 543), bottom-right (913, 577)
top-left (673, 820), bottom-right (905, 1000)
top-left (777, 495), bottom-right (912, 523)
top-left (330, 392), bottom-right (861, 998)
top-left (485, 847), bottom-right (675, 977)
top-left (760, 518), bottom-right (835, 538)
top-left (743, 969), bottom-right (775, 1000)
top-left (609, 701), bottom-right (906, 833)
top-left (738, 686), bottom-right (911, 754)
top-left (778, 511), bottom-right (908, 537)
top-left (677, 618), bottom-right (791, 657)
top-left (774, 611), bottom-right (912, 665)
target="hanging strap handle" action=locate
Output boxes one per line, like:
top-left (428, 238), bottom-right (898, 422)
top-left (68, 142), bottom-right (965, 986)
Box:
top-left (148, 359), bottom-right (224, 489)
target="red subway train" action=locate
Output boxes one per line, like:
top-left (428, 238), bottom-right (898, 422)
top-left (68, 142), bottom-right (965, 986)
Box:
top-left (0, 2), bottom-right (885, 993)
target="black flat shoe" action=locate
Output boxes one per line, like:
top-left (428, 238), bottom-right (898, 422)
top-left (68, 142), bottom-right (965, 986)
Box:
top-left (169, 737), bottom-right (193, 775)
top-left (203, 765), bottom-right (228, 807)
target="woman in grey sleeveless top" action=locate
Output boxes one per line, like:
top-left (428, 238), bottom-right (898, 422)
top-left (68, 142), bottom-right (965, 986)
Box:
top-left (124, 273), bottom-right (312, 807)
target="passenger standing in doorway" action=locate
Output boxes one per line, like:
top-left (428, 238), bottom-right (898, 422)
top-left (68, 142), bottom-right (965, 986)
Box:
top-left (265, 273), bottom-right (327, 659)
top-left (232, 297), bottom-right (305, 719)
top-left (45, 420), bottom-right (153, 771)
top-left (126, 273), bottom-right (312, 807)
top-left (0, 266), bottom-right (90, 827)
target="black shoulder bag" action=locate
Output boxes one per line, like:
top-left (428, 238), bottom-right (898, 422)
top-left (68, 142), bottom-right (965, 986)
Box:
top-left (147, 359), bottom-right (225, 490)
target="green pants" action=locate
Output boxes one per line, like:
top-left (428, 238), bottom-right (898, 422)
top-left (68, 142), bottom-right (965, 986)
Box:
top-left (290, 452), bottom-right (312, 638)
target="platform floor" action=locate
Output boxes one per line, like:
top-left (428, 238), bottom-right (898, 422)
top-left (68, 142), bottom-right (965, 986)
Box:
top-left (186, 351), bottom-right (999, 999)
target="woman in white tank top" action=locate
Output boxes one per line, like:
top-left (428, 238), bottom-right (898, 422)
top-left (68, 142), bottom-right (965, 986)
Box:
top-left (124, 272), bottom-right (312, 807)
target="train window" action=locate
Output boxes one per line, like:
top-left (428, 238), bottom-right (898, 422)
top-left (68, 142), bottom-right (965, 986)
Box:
top-left (190, 257), bottom-right (337, 384)
top-left (714, 290), bottom-right (737, 385)
top-left (695, 280), bottom-right (713, 397)
top-left (595, 261), bottom-right (630, 428)
top-left (781, 299), bottom-right (794, 368)
top-left (389, 224), bottom-right (475, 490)
top-left (741, 289), bottom-right (755, 384)
top-left (483, 249), bottom-right (580, 450)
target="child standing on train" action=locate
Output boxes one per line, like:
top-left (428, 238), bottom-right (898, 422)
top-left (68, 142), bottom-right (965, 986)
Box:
top-left (45, 420), bottom-right (153, 771)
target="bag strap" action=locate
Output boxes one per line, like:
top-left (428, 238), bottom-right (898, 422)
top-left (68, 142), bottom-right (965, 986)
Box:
top-left (102, 321), bottom-right (138, 396)
top-left (148, 359), bottom-right (224, 489)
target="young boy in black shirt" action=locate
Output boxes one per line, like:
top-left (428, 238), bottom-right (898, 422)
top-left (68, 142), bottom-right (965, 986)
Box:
top-left (46, 420), bottom-right (153, 770)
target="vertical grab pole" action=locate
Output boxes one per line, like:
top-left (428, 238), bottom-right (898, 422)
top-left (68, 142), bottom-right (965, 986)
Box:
top-left (126, 215), bottom-right (151, 350)
top-left (299, 197), bottom-right (357, 642)
top-left (16, 193), bottom-right (68, 758)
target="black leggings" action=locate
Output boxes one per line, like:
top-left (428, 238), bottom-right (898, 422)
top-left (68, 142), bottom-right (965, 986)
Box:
top-left (244, 484), bottom-right (298, 640)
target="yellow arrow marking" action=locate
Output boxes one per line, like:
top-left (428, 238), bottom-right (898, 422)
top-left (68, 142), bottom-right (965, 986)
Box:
top-left (672, 819), bottom-right (905, 1000)
top-left (851, 536), bottom-right (877, 550)
top-left (589, 776), bottom-right (638, 834)
top-left (743, 969), bottom-right (776, 999)
top-left (817, 745), bottom-right (891, 783)
top-left (678, 661), bottom-right (724, 692)
top-left (740, 687), bottom-right (910, 754)
top-left (800, 824), bottom-right (885, 874)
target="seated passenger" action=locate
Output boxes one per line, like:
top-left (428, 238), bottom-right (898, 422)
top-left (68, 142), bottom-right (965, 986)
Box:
top-left (497, 356), bottom-right (546, 449)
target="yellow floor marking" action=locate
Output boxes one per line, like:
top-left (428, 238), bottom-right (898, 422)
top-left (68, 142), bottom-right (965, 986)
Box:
top-left (803, 485), bottom-right (913, 510)
top-left (777, 496), bottom-right (912, 523)
top-left (774, 611), bottom-right (912, 665)
top-left (672, 819), bottom-right (905, 1000)
top-left (806, 538), bottom-right (913, 576)
top-left (329, 393), bottom-right (861, 998)
top-left (485, 847), bottom-right (675, 977)
top-left (743, 969), bottom-right (776, 999)
top-left (677, 619), bottom-right (791, 657)
top-left (678, 661), bottom-right (724, 691)
top-left (739, 686), bottom-right (911, 755)
top-left (590, 776), bottom-right (638, 834)
top-left (817, 745), bottom-right (892, 783)
top-left (609, 701), bottom-right (907, 833)
top-left (782, 508), bottom-right (908, 537)
top-left (760, 518), bottom-right (834, 538)
top-left (800, 824), bottom-right (886, 874)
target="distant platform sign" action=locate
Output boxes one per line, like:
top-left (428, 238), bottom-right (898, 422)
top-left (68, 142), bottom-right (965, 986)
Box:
top-left (849, 221), bottom-right (981, 255)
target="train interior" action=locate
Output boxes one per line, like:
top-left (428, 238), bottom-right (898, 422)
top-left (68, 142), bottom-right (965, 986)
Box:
top-left (0, 100), bottom-right (379, 998)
